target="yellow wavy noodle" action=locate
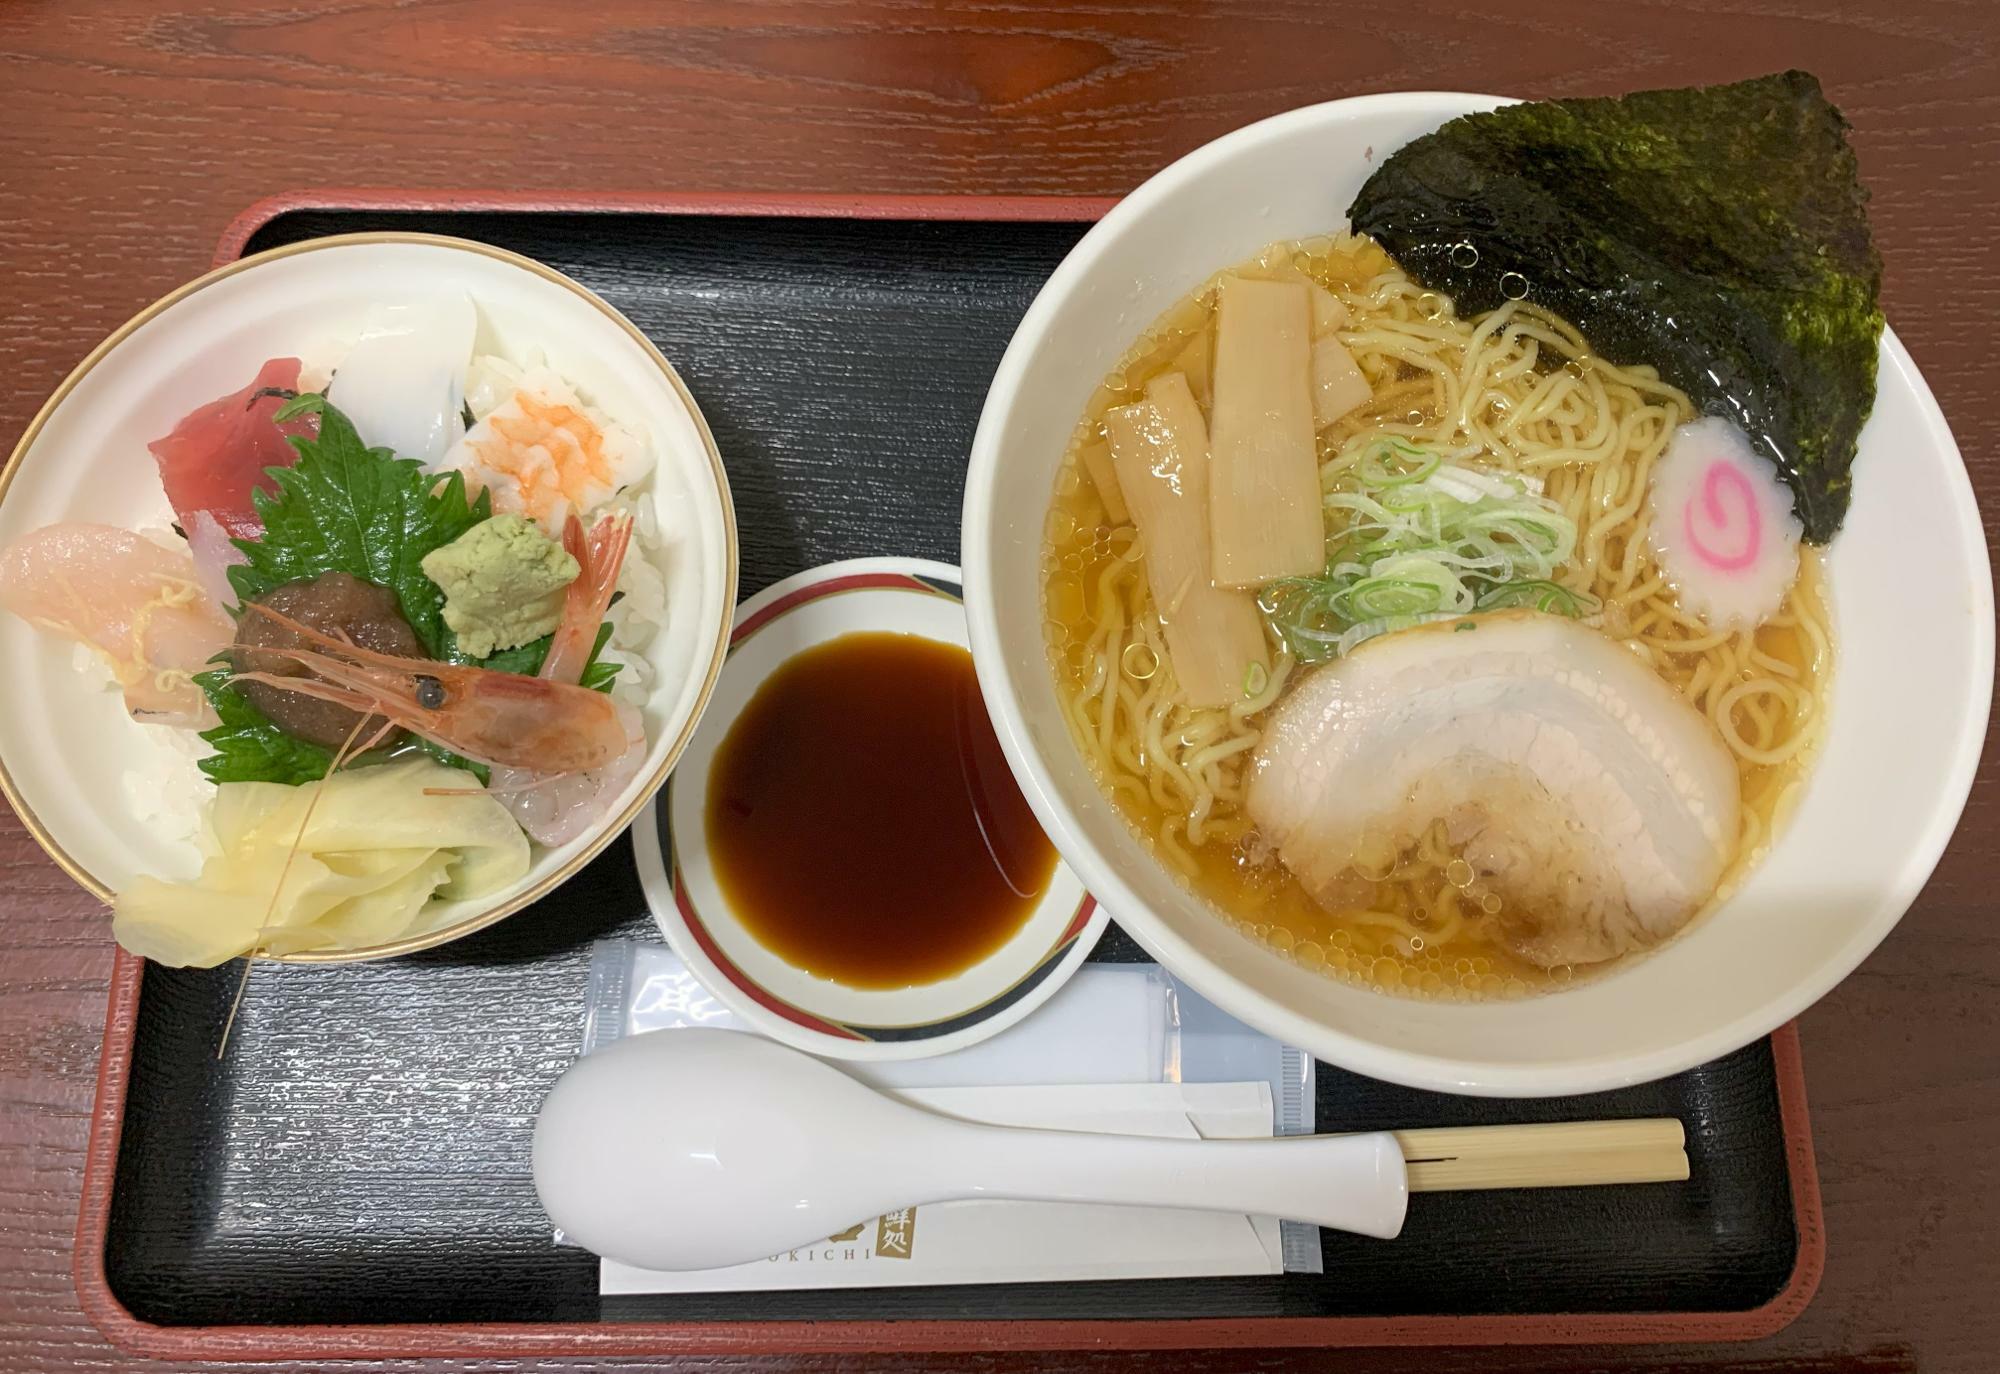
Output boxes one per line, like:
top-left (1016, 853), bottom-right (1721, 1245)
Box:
top-left (1041, 235), bottom-right (1834, 1001)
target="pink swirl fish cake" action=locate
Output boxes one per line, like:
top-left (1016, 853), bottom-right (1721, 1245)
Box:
top-left (1645, 417), bottom-right (1802, 631)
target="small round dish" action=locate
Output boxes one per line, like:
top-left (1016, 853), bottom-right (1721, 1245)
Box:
top-left (632, 557), bottom-right (1104, 1060)
top-left (0, 233), bottom-right (738, 960)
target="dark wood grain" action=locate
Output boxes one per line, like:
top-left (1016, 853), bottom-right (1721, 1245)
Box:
top-left (0, 2), bottom-right (1994, 1372)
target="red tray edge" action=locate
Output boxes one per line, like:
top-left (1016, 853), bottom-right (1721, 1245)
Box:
top-left (71, 187), bottom-right (1826, 1361)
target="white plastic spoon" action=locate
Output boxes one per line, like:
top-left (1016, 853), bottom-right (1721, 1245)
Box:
top-left (533, 1027), bottom-right (1407, 1272)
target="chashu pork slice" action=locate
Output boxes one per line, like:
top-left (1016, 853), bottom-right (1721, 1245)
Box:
top-left (1246, 611), bottom-right (1741, 967)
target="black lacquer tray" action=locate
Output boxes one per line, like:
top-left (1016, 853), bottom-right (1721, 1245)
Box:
top-left (73, 196), bottom-right (1821, 1360)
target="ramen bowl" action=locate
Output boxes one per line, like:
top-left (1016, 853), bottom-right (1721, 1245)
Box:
top-left (962, 93), bottom-right (1993, 1096)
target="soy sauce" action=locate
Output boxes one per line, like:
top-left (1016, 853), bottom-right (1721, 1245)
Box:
top-left (706, 632), bottom-right (1057, 989)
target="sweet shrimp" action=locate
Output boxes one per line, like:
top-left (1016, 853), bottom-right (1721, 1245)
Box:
top-left (542, 511), bottom-right (633, 684)
top-left (483, 511), bottom-right (647, 845)
top-left (231, 604), bottom-right (629, 774)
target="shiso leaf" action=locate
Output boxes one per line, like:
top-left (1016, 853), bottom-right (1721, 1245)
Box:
top-left (195, 665), bottom-right (490, 787)
top-left (227, 394), bottom-right (490, 655)
top-left (471, 620), bottom-right (622, 693)
top-left (205, 392), bottom-right (620, 786)
top-left (211, 393), bottom-right (495, 784)
top-left (194, 666), bottom-right (335, 786)
top-left (1347, 70), bottom-right (1883, 542)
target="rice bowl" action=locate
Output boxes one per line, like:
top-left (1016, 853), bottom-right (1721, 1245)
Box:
top-left (0, 234), bottom-right (737, 961)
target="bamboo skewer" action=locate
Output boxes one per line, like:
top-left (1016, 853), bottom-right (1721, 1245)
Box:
top-left (1358, 1117), bottom-right (1690, 1193)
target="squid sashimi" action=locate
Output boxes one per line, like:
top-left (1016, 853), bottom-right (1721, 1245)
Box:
top-left (0, 523), bottom-right (234, 726)
top-left (490, 705), bottom-right (647, 848)
top-left (148, 357), bottom-right (317, 540)
top-left (325, 295), bottom-right (477, 465)
top-left (184, 509), bottom-right (249, 610)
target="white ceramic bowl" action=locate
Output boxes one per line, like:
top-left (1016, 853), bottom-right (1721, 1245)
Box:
top-left (634, 558), bottom-right (1104, 1060)
top-left (963, 93), bottom-right (1994, 1096)
top-left (0, 233), bottom-right (737, 959)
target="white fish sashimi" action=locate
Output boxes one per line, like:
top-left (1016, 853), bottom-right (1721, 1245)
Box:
top-left (0, 522), bottom-right (234, 727)
top-left (326, 294), bottom-right (478, 463)
top-left (185, 510), bottom-right (248, 610)
top-left (1645, 417), bottom-right (1802, 631)
top-left (1247, 611), bottom-right (1741, 968)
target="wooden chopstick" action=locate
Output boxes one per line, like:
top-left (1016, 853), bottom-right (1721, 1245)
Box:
top-left (1375, 1118), bottom-right (1690, 1192)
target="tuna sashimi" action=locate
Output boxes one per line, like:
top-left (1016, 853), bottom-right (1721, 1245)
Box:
top-left (0, 523), bottom-right (235, 726)
top-left (149, 358), bottom-right (316, 540)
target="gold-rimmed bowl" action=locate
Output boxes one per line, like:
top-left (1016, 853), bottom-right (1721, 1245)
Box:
top-left (0, 233), bottom-right (738, 961)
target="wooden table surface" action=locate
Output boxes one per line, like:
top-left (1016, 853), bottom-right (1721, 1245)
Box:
top-left (2, 3), bottom-right (1995, 1371)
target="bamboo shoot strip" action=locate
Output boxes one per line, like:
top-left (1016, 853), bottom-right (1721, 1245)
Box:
top-left (1309, 280), bottom-right (1351, 334)
top-left (1169, 325), bottom-right (1214, 409)
top-left (1207, 276), bottom-right (1323, 588)
top-left (1076, 438), bottom-right (1129, 524)
top-left (1311, 335), bottom-right (1372, 429)
top-left (1103, 373), bottom-right (1270, 707)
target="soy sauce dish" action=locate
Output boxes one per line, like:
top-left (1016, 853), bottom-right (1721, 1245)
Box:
top-left (634, 559), bottom-right (1103, 1060)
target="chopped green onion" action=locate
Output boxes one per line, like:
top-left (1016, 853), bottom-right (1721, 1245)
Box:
top-left (1355, 439), bottom-right (1440, 488)
top-left (1259, 437), bottom-right (1588, 663)
top-left (1343, 576), bottom-right (1443, 619)
top-left (1242, 661), bottom-right (1270, 697)
top-left (1474, 579), bottom-right (1599, 617)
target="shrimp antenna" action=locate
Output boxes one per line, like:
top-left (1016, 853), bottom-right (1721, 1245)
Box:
top-left (424, 774), bottom-right (561, 798)
top-left (215, 710), bottom-right (388, 1058)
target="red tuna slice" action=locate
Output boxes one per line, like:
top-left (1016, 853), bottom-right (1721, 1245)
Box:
top-left (148, 357), bottom-right (318, 540)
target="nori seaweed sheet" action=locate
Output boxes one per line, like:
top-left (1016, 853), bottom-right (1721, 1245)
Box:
top-left (1348, 71), bottom-right (1882, 543)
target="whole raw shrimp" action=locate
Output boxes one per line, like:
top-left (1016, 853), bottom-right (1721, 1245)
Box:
top-left (231, 606), bottom-right (630, 774)
top-left (489, 511), bottom-right (650, 845)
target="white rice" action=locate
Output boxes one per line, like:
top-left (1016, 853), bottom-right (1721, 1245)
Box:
top-left (464, 351), bottom-right (533, 420)
top-left (593, 490), bottom-right (669, 709)
top-left (127, 724), bottom-right (214, 853)
top-left (76, 641), bottom-right (210, 853)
